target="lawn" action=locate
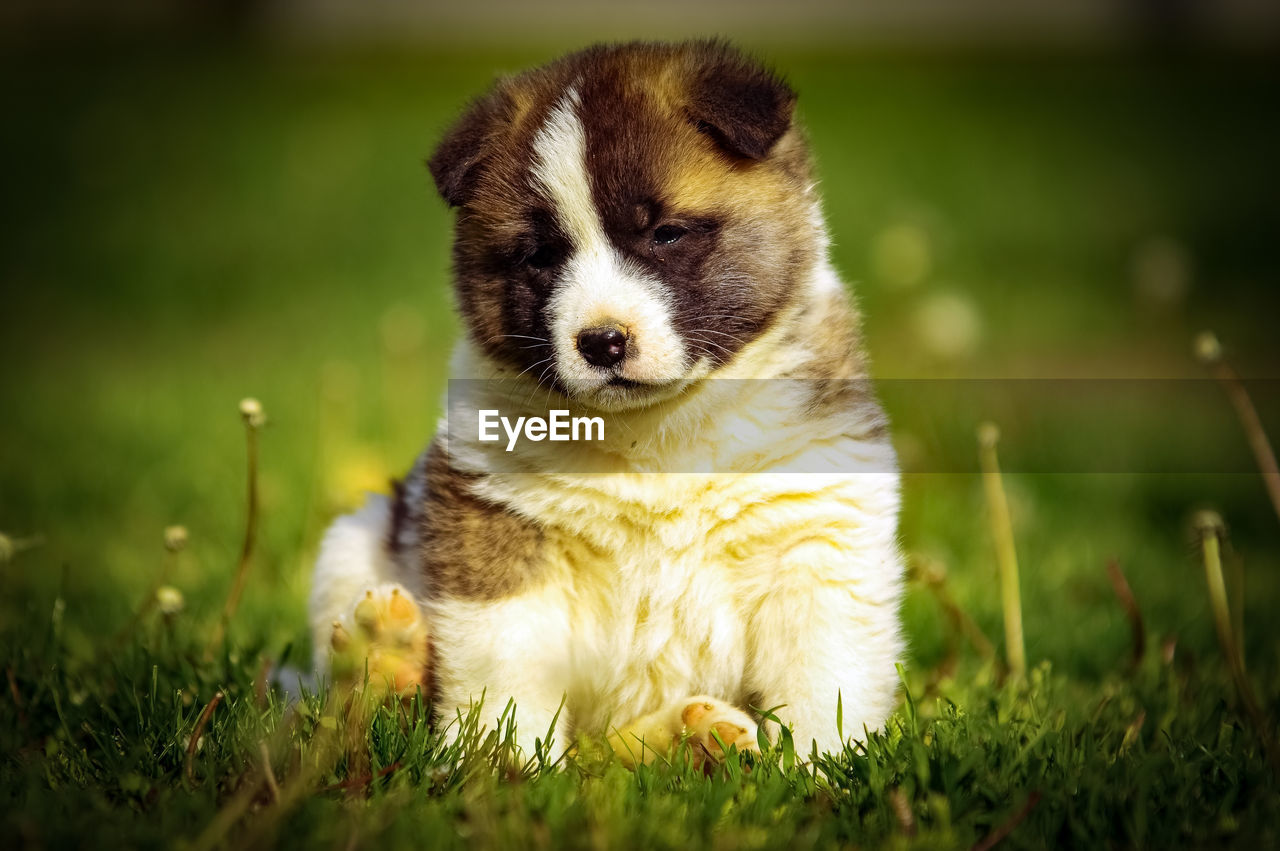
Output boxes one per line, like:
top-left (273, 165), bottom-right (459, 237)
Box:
top-left (2, 42), bottom-right (1279, 848)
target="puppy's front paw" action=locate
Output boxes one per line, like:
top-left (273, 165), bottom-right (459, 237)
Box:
top-left (679, 697), bottom-right (760, 769)
top-left (329, 585), bottom-right (429, 698)
top-left (609, 696), bottom-right (759, 770)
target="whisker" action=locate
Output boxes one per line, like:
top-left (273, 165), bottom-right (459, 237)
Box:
top-left (510, 355), bottom-right (556, 382)
top-left (685, 328), bottom-right (748, 350)
top-left (685, 329), bottom-right (748, 348)
top-left (484, 333), bottom-right (551, 345)
top-left (687, 335), bottom-right (738, 363)
top-left (519, 360), bottom-right (561, 409)
top-left (691, 338), bottom-right (734, 357)
top-left (684, 327), bottom-right (744, 340)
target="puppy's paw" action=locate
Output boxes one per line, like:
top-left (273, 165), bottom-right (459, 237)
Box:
top-left (329, 584), bottom-right (429, 698)
top-left (609, 695), bottom-right (759, 770)
top-left (679, 697), bottom-right (760, 769)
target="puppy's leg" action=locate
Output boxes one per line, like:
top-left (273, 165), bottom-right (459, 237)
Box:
top-left (328, 585), bottom-right (430, 697)
top-left (309, 495), bottom-right (429, 696)
top-left (608, 696), bottom-right (759, 770)
top-left (429, 592), bottom-right (573, 760)
top-left (746, 536), bottom-right (904, 758)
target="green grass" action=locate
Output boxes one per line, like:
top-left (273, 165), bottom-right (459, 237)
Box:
top-left (2, 43), bottom-right (1279, 848)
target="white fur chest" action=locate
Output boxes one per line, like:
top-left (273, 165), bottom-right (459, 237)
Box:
top-left (462, 462), bottom-right (899, 734)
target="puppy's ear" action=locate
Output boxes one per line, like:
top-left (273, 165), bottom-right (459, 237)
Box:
top-left (428, 86), bottom-right (508, 207)
top-left (685, 44), bottom-right (796, 161)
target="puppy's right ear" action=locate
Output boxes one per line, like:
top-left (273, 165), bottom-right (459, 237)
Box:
top-left (428, 87), bottom-right (508, 208)
top-left (685, 42), bottom-right (796, 161)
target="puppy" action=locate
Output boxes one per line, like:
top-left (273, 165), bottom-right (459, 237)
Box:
top-left (309, 40), bottom-right (903, 764)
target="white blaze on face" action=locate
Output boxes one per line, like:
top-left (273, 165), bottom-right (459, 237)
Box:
top-left (530, 90), bottom-right (689, 392)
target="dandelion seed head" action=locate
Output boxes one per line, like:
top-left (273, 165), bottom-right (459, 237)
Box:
top-left (239, 397), bottom-right (266, 428)
top-left (913, 292), bottom-right (982, 360)
top-left (156, 586), bottom-right (185, 615)
top-left (1192, 509), bottom-right (1225, 535)
top-left (163, 525), bottom-right (188, 552)
top-left (1194, 331), bottom-right (1222, 365)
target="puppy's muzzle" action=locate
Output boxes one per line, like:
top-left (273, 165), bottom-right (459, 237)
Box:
top-left (576, 325), bottom-right (629, 368)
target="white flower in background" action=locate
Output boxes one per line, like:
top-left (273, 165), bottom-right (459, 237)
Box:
top-left (156, 586), bottom-right (185, 616)
top-left (163, 525), bottom-right (188, 553)
top-left (913, 291), bottom-right (982, 360)
top-left (239, 397), bottom-right (266, 428)
top-left (1194, 330), bottom-right (1222, 365)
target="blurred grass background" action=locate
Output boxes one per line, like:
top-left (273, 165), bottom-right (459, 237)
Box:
top-left (1, 0), bottom-right (1279, 780)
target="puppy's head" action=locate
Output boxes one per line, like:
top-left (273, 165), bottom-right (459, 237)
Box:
top-left (430, 40), bottom-right (821, 410)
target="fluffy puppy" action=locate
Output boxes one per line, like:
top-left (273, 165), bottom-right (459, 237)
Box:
top-left (309, 40), bottom-right (903, 763)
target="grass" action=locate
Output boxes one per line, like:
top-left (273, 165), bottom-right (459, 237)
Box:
top-left (2, 41), bottom-right (1280, 848)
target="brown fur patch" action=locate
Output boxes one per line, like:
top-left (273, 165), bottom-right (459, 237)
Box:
top-left (385, 476), bottom-right (410, 555)
top-left (415, 441), bottom-right (547, 601)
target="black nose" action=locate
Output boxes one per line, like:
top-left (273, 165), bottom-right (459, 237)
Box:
top-left (576, 326), bottom-right (628, 368)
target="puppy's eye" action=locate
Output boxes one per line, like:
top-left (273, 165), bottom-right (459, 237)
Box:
top-left (525, 243), bottom-right (563, 269)
top-left (653, 225), bottom-right (687, 246)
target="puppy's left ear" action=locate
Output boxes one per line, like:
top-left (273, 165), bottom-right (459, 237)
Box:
top-left (685, 44), bottom-right (796, 161)
top-left (428, 84), bottom-right (509, 207)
